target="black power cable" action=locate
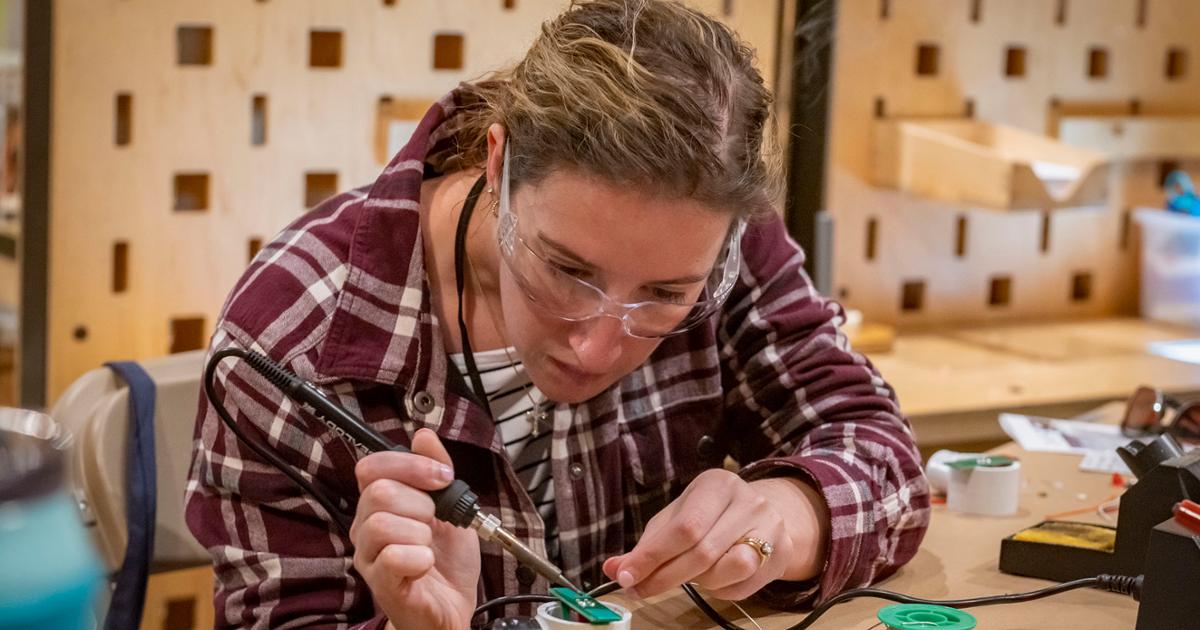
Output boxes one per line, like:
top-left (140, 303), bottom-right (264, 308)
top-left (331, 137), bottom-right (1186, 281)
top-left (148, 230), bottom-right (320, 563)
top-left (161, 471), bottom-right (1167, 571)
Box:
top-left (785, 573), bottom-right (1143, 630)
top-left (476, 573), bottom-right (1142, 629)
top-left (681, 582), bottom-right (744, 630)
top-left (204, 347), bottom-right (353, 534)
top-left (206, 346), bottom-right (500, 538)
top-left (472, 581), bottom-right (621, 627)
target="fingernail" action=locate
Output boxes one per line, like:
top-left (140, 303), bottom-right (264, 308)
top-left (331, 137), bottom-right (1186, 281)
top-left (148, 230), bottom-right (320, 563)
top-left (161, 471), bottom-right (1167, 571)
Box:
top-left (617, 570), bottom-right (637, 589)
top-left (436, 463), bottom-right (454, 482)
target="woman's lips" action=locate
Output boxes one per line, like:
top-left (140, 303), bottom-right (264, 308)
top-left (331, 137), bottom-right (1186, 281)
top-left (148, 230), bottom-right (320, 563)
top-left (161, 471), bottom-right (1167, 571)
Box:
top-left (548, 356), bottom-right (601, 381)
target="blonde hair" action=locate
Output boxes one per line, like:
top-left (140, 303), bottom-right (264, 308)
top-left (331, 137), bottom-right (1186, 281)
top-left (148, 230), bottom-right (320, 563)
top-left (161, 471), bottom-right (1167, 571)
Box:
top-left (452, 0), bottom-right (780, 215)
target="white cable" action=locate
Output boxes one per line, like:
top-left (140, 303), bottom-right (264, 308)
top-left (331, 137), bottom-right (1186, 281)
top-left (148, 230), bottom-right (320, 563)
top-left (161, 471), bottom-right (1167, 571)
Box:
top-left (729, 599), bottom-right (764, 630)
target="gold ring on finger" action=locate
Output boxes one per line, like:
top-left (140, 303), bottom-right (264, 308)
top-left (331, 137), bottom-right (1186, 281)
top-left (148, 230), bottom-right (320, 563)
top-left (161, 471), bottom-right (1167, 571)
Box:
top-left (736, 536), bottom-right (773, 569)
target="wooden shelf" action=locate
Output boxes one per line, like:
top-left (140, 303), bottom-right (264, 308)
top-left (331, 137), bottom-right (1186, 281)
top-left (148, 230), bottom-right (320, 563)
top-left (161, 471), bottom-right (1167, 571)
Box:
top-left (873, 118), bottom-right (1110, 211)
top-left (1059, 115), bottom-right (1200, 160)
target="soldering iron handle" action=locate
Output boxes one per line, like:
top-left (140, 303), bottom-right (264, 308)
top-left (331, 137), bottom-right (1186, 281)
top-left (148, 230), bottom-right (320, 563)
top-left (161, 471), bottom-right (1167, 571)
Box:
top-left (236, 348), bottom-right (481, 528)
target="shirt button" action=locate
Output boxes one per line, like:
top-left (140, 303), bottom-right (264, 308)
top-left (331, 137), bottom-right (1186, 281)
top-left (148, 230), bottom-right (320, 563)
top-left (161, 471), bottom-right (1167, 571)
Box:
top-left (413, 391), bottom-right (436, 414)
top-left (516, 565), bottom-right (537, 586)
top-left (697, 434), bottom-right (717, 459)
top-left (569, 463), bottom-right (585, 480)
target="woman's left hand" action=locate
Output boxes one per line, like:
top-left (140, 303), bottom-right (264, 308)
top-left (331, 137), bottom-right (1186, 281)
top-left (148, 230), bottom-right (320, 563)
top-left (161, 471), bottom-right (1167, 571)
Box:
top-left (602, 468), bottom-right (822, 601)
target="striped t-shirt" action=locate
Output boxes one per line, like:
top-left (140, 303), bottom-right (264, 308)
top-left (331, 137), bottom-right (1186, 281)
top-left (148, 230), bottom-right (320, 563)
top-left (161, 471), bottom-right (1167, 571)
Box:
top-left (449, 347), bottom-right (559, 561)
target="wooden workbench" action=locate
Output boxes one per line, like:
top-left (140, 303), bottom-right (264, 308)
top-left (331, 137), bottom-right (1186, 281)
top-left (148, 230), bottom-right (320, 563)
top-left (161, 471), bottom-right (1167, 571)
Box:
top-left (866, 318), bottom-right (1200, 450)
top-left (609, 447), bottom-right (1139, 629)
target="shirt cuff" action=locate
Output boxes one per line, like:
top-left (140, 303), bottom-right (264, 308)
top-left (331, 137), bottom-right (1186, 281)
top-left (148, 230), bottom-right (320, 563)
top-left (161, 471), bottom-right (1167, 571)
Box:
top-left (739, 453), bottom-right (878, 608)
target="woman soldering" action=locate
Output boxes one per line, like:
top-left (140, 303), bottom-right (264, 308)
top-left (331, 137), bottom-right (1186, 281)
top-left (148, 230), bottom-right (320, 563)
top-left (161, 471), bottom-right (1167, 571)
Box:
top-left (185, 1), bottom-right (931, 628)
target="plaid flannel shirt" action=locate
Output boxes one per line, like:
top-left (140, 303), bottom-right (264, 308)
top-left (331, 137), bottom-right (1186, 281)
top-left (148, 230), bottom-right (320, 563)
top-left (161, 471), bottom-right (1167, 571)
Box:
top-left (184, 89), bottom-right (930, 629)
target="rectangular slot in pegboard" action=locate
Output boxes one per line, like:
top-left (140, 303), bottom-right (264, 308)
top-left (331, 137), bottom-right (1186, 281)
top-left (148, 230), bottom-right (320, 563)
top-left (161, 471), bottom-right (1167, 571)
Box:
top-left (915, 43), bottom-right (939, 76)
top-left (115, 93), bottom-right (131, 146)
top-left (955, 216), bottom-right (968, 257)
top-left (1120, 209), bottom-right (1132, 250)
top-left (251, 95), bottom-right (267, 145)
top-left (163, 596), bottom-right (196, 630)
top-left (1088, 47), bottom-right (1109, 79)
top-left (304, 172), bottom-right (339, 208)
top-left (1166, 48), bottom-right (1188, 80)
top-left (901, 280), bottom-right (925, 312)
top-left (1005, 46), bottom-right (1026, 78)
top-left (169, 317), bottom-right (206, 354)
top-left (433, 33), bottom-right (465, 70)
top-left (248, 237), bottom-right (263, 263)
top-left (1071, 271), bottom-right (1092, 302)
top-left (865, 217), bottom-right (878, 261)
top-left (173, 173), bottom-right (209, 212)
top-left (112, 241), bottom-right (128, 293)
top-left (177, 25), bottom-right (213, 66)
top-left (309, 30), bottom-right (343, 68)
top-left (989, 276), bottom-right (1012, 307)
top-left (1039, 211), bottom-right (1052, 253)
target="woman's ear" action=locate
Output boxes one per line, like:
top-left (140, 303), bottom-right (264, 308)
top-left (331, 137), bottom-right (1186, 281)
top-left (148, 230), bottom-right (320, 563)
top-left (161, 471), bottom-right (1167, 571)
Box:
top-left (485, 124), bottom-right (507, 193)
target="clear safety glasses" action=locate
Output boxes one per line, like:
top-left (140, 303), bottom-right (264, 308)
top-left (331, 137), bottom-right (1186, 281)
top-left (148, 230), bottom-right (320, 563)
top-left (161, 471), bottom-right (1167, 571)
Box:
top-left (495, 145), bottom-right (745, 339)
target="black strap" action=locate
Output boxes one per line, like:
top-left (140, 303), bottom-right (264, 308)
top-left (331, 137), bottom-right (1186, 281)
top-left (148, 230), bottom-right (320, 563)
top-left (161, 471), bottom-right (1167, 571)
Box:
top-left (455, 174), bottom-right (492, 409)
top-left (103, 360), bottom-right (157, 630)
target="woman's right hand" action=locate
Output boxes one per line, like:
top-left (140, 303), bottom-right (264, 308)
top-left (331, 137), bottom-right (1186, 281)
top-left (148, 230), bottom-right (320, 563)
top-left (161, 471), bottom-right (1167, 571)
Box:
top-left (351, 428), bottom-right (481, 630)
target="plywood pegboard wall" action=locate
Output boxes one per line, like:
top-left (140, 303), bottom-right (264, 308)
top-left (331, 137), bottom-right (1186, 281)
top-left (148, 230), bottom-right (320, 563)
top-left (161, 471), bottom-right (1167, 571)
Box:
top-left (43, 0), bottom-right (782, 402)
top-left (827, 0), bottom-right (1200, 327)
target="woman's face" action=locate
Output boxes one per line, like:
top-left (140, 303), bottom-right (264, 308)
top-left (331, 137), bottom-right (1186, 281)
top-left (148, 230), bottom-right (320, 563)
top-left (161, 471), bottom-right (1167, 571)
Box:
top-left (496, 169), bottom-right (734, 404)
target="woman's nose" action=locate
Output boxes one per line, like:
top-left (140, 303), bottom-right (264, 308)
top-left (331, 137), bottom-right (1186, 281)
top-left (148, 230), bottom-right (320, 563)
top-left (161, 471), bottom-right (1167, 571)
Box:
top-left (567, 315), bottom-right (626, 373)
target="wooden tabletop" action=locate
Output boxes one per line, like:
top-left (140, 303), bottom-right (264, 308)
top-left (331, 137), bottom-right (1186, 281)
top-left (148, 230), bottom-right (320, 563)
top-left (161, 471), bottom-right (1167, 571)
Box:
top-left (865, 318), bottom-right (1200, 449)
top-left (606, 447), bottom-right (1139, 629)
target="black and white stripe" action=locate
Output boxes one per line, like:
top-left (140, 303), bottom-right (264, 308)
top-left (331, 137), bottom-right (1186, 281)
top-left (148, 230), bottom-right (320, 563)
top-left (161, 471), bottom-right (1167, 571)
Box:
top-left (450, 347), bottom-right (558, 559)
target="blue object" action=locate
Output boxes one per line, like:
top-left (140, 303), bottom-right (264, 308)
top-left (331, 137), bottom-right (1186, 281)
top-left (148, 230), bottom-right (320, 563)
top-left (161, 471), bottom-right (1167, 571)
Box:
top-left (1165, 170), bottom-right (1200, 217)
top-left (103, 361), bottom-right (158, 630)
top-left (0, 411), bottom-right (103, 629)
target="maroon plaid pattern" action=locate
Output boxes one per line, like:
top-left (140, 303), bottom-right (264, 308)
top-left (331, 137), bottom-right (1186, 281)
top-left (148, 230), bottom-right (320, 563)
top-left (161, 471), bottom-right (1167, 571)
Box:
top-left (184, 90), bottom-right (930, 629)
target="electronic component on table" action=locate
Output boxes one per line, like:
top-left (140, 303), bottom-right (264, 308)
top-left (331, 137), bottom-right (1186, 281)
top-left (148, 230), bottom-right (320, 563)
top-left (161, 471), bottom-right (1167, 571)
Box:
top-left (548, 587), bottom-right (623, 624)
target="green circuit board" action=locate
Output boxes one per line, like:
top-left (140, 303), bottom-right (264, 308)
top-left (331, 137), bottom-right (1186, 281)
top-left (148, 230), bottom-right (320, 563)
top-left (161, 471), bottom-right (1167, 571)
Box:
top-left (549, 587), bottom-right (622, 624)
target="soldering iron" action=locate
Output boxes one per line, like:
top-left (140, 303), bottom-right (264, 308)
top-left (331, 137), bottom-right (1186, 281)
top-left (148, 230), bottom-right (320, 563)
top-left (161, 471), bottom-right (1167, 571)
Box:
top-left (203, 347), bottom-right (579, 593)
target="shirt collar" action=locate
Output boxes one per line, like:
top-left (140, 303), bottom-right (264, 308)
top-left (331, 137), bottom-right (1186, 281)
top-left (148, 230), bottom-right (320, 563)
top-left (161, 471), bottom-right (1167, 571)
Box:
top-left (311, 89), bottom-right (498, 448)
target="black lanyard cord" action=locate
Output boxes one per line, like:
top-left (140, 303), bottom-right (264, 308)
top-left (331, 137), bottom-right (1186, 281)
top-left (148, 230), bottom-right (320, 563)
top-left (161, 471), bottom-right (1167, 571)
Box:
top-left (454, 174), bottom-right (492, 409)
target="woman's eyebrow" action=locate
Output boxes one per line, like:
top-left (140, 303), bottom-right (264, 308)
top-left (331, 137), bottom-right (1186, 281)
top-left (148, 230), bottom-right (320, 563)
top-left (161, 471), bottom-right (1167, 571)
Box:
top-left (537, 232), bottom-right (709, 285)
top-left (537, 232), bottom-right (596, 269)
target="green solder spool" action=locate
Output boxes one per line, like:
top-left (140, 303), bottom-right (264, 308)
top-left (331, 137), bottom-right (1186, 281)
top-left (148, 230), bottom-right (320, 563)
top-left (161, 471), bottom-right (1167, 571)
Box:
top-left (877, 604), bottom-right (977, 629)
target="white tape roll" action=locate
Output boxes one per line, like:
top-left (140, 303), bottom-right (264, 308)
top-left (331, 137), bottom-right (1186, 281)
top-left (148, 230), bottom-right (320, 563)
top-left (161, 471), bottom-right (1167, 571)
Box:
top-left (925, 450), bottom-right (980, 495)
top-left (536, 601), bottom-right (632, 630)
top-left (947, 460), bottom-right (1021, 517)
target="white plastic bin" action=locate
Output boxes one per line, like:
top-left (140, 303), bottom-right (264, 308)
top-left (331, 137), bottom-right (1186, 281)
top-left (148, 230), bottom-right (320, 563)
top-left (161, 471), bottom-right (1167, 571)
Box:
top-left (1135, 208), bottom-right (1200, 326)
